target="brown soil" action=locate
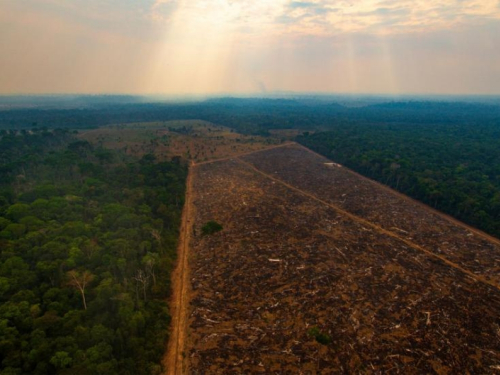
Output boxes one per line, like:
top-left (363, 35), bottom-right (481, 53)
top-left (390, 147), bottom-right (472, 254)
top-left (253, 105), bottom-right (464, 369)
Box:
top-left (183, 143), bottom-right (500, 373)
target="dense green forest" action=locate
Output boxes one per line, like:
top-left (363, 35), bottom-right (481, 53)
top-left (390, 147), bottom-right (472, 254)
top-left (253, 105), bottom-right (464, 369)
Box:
top-left (297, 124), bottom-right (500, 238)
top-left (0, 130), bottom-right (186, 374)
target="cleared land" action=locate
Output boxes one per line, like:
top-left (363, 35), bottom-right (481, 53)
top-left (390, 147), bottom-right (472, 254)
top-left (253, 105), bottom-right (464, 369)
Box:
top-left (79, 120), bottom-right (281, 163)
top-left (242, 144), bottom-right (500, 287)
top-left (184, 143), bottom-right (500, 373)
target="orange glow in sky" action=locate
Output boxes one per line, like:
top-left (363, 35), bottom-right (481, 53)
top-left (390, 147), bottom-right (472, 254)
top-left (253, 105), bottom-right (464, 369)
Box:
top-left (1, 0), bottom-right (499, 94)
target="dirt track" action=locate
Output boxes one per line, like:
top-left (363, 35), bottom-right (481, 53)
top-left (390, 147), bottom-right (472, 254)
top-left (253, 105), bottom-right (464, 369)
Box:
top-left (163, 162), bottom-right (194, 375)
top-left (194, 142), bottom-right (295, 167)
top-left (293, 142), bottom-right (500, 248)
top-left (241, 144), bottom-right (500, 287)
top-left (237, 157), bottom-right (500, 293)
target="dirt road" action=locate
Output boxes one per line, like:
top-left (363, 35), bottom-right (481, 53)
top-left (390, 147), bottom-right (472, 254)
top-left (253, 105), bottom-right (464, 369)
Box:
top-left (163, 162), bottom-right (194, 375)
top-left (294, 142), bottom-right (500, 248)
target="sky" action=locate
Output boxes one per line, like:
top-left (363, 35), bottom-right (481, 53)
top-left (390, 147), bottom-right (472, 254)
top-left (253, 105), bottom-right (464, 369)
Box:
top-left (1, 0), bottom-right (499, 95)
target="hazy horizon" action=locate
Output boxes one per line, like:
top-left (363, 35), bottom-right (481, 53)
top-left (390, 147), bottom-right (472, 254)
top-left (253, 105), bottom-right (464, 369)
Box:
top-left (2, 0), bottom-right (500, 95)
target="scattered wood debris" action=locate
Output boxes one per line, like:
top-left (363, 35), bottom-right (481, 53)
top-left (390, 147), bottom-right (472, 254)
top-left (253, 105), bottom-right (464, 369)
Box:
top-left (184, 146), bottom-right (500, 373)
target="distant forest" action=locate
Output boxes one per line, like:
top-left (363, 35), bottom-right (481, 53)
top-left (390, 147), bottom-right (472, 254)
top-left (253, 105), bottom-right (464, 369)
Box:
top-left (0, 130), bottom-right (186, 374)
top-left (1, 98), bottom-right (500, 136)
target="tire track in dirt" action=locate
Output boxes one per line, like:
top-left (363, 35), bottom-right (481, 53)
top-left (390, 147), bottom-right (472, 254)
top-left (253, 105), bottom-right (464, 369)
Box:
top-left (236, 157), bottom-right (500, 293)
top-left (163, 162), bottom-right (194, 375)
top-left (293, 142), bottom-right (500, 248)
top-left (194, 142), bottom-right (294, 167)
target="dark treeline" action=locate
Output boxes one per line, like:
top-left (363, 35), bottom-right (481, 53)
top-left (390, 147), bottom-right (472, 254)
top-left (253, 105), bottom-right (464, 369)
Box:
top-left (297, 124), bottom-right (500, 238)
top-left (0, 95), bottom-right (148, 109)
top-left (0, 130), bottom-right (186, 374)
top-left (1, 99), bottom-right (500, 135)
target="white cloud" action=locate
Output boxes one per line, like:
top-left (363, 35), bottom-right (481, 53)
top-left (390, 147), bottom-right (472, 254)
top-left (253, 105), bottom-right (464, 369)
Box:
top-left (147, 0), bottom-right (500, 38)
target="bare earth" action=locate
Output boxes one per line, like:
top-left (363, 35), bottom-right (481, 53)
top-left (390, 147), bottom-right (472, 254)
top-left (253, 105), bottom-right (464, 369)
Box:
top-left (173, 143), bottom-right (500, 373)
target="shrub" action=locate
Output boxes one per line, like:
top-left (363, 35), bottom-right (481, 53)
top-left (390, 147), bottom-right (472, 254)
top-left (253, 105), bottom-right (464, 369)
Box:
top-left (201, 221), bottom-right (223, 236)
top-left (308, 326), bottom-right (332, 345)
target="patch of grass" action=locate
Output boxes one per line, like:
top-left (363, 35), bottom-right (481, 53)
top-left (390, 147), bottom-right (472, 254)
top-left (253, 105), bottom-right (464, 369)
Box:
top-left (201, 221), bottom-right (223, 236)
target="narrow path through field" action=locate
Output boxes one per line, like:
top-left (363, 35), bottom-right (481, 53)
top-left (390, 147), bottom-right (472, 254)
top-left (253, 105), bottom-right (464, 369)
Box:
top-left (236, 157), bottom-right (500, 292)
top-left (163, 162), bottom-right (194, 375)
